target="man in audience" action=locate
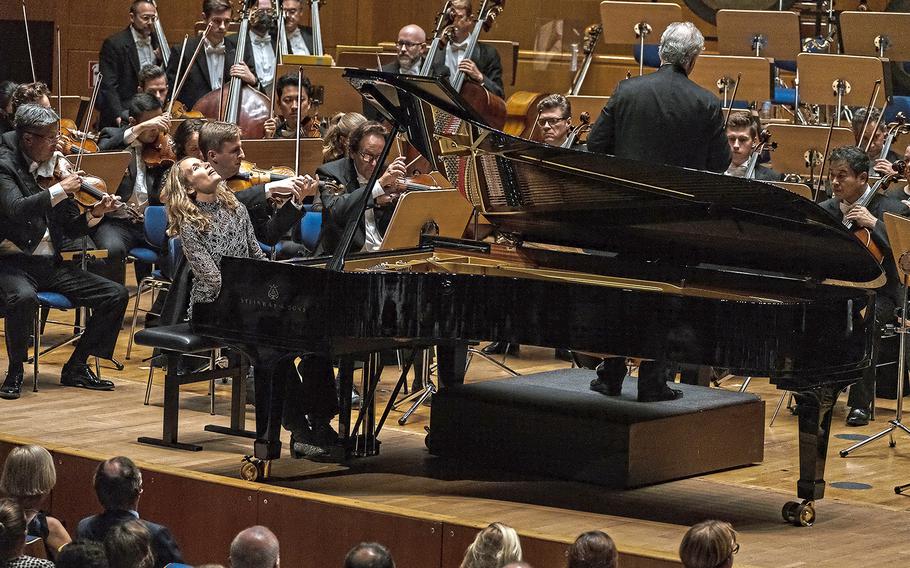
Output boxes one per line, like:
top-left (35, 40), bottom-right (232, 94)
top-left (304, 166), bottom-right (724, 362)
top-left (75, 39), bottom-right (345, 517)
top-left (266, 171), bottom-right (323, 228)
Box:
top-left (230, 526), bottom-right (279, 568)
top-left (77, 456), bottom-right (184, 568)
top-left (567, 530), bottom-right (617, 568)
top-left (344, 542), bottom-right (395, 568)
top-left (678, 520), bottom-right (738, 568)
top-left (55, 541), bottom-right (110, 568)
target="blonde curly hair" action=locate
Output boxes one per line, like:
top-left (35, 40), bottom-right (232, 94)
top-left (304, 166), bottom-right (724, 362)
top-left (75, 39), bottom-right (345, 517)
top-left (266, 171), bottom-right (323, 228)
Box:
top-left (162, 158), bottom-right (240, 236)
top-left (460, 523), bottom-right (522, 568)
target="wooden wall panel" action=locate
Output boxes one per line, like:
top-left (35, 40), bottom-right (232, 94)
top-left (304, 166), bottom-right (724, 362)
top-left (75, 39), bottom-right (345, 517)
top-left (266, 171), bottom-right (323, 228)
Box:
top-left (48, 451), bottom-right (103, 535)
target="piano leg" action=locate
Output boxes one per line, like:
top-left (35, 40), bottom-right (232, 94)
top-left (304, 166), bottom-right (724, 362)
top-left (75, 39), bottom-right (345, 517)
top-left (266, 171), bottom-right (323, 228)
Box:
top-left (240, 351), bottom-right (293, 481)
top-left (783, 384), bottom-right (842, 527)
top-left (436, 342), bottom-right (468, 388)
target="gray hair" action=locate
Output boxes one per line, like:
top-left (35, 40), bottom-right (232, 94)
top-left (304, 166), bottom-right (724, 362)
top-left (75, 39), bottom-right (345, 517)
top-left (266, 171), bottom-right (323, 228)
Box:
top-left (230, 526), bottom-right (280, 568)
top-left (13, 103), bottom-right (58, 132)
top-left (659, 21), bottom-right (704, 70)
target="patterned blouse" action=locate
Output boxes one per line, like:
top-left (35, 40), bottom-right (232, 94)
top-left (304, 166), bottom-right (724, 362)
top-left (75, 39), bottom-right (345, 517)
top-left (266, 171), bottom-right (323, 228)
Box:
top-left (180, 199), bottom-right (266, 317)
top-left (0, 556), bottom-right (55, 568)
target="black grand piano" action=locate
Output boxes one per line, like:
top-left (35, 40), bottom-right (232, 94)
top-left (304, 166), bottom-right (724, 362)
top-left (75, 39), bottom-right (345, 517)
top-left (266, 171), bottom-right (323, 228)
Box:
top-left (192, 70), bottom-right (883, 526)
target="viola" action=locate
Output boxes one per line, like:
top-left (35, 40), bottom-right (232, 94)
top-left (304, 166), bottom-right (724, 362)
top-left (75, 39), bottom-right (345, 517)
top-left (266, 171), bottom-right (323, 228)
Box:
top-left (59, 119), bottom-right (99, 155)
top-left (37, 158), bottom-right (142, 222)
top-left (170, 100), bottom-right (205, 119)
top-left (141, 132), bottom-right (178, 168)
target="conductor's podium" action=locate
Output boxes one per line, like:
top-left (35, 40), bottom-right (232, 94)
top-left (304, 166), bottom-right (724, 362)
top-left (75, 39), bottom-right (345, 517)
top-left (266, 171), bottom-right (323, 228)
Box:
top-left (427, 368), bottom-right (765, 488)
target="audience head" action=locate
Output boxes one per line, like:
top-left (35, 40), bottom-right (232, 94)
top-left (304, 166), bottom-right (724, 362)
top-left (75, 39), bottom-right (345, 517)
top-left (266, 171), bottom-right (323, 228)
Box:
top-left (828, 145), bottom-right (870, 202)
top-left (0, 445), bottom-right (57, 511)
top-left (395, 25), bottom-right (427, 70)
top-left (850, 107), bottom-right (887, 158)
top-left (348, 120), bottom-right (388, 180)
top-left (199, 121), bottom-right (245, 179)
top-left (55, 540), bottom-right (110, 568)
top-left (14, 104), bottom-right (60, 163)
top-left (659, 22), bottom-right (704, 73)
top-left (129, 0), bottom-right (157, 38)
top-left (725, 112), bottom-right (759, 168)
top-left (0, 498), bottom-right (27, 561)
top-left (566, 530), bottom-right (618, 568)
top-left (137, 64), bottom-right (168, 106)
top-left (536, 94), bottom-right (572, 146)
top-left (679, 520), bottom-right (738, 568)
top-left (274, 72), bottom-right (314, 125)
top-left (104, 519), bottom-right (154, 568)
top-left (323, 112), bottom-right (366, 163)
top-left (202, 0), bottom-right (233, 44)
top-left (459, 522), bottom-right (522, 568)
top-left (174, 118), bottom-right (206, 160)
top-left (93, 456), bottom-right (143, 512)
top-left (344, 542), bottom-right (395, 568)
top-left (10, 82), bottom-right (51, 115)
top-left (230, 525), bottom-right (280, 568)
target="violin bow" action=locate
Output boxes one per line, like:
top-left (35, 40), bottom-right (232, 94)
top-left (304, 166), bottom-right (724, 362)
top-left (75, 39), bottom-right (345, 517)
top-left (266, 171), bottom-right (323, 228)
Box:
top-left (294, 66), bottom-right (303, 175)
top-left (722, 73), bottom-right (742, 130)
top-left (170, 22), bottom-right (214, 112)
top-left (22, 1), bottom-right (37, 83)
top-left (56, 26), bottom-right (62, 117)
top-left (75, 74), bottom-right (102, 172)
top-left (857, 79), bottom-right (881, 150)
top-left (269, 10), bottom-right (284, 120)
top-left (166, 35), bottom-right (189, 115)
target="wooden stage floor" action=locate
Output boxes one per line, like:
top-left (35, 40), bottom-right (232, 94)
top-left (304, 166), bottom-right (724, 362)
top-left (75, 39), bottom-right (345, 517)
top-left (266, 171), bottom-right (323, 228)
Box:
top-left (3, 301), bottom-right (910, 567)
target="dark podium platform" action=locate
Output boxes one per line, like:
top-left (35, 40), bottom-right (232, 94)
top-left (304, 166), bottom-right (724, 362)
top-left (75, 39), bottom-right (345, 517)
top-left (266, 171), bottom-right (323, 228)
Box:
top-left (427, 369), bottom-right (765, 487)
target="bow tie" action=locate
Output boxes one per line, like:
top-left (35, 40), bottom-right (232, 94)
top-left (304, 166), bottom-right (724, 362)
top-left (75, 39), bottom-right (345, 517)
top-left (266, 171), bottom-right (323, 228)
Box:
top-left (205, 43), bottom-right (226, 55)
top-left (450, 41), bottom-right (469, 53)
top-left (29, 152), bottom-right (64, 179)
top-left (135, 37), bottom-right (151, 48)
top-left (252, 36), bottom-right (271, 47)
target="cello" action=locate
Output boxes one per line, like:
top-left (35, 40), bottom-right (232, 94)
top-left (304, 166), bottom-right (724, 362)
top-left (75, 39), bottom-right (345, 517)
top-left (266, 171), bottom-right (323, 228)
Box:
top-left (192, 0), bottom-right (270, 138)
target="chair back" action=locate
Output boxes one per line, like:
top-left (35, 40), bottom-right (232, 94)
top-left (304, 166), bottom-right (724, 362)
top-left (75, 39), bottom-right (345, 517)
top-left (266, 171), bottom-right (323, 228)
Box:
top-left (163, 236), bottom-right (184, 281)
top-left (300, 209), bottom-right (323, 251)
top-left (144, 206), bottom-right (169, 250)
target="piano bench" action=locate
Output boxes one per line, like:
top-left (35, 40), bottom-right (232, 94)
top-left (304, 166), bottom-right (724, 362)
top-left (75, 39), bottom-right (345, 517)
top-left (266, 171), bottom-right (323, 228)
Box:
top-left (135, 324), bottom-right (253, 452)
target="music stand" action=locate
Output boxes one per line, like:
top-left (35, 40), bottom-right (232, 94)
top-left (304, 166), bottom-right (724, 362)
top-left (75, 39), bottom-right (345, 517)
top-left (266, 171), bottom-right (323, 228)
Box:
top-left (770, 181), bottom-right (813, 200)
top-left (239, 138), bottom-right (323, 174)
top-left (67, 151), bottom-right (131, 193)
top-left (688, 55), bottom-right (773, 106)
top-left (599, 1), bottom-right (681, 76)
top-left (275, 64), bottom-right (362, 117)
top-left (716, 9), bottom-right (800, 59)
top-left (281, 53), bottom-right (335, 66)
top-left (841, 212), bottom-right (910, 463)
top-left (796, 53), bottom-right (886, 126)
top-left (379, 189), bottom-right (473, 251)
top-left (840, 11), bottom-right (910, 59)
top-left (766, 123), bottom-right (855, 181)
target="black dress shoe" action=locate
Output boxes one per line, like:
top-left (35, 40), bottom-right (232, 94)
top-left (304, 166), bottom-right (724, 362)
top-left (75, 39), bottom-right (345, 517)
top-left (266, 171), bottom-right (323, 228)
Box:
top-left (554, 348), bottom-right (574, 362)
top-left (481, 341), bottom-right (519, 356)
top-left (60, 363), bottom-right (115, 391)
top-left (846, 407), bottom-right (871, 427)
top-left (0, 369), bottom-right (24, 400)
top-left (638, 384), bottom-right (684, 403)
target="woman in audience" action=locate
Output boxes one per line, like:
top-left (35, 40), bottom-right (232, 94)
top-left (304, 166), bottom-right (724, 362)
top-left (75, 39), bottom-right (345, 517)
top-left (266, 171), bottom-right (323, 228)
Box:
top-left (679, 520), bottom-right (738, 568)
top-left (567, 530), bottom-right (618, 568)
top-left (0, 498), bottom-right (54, 567)
top-left (104, 520), bottom-right (154, 568)
top-left (322, 112), bottom-right (367, 163)
top-left (460, 522), bottom-right (522, 568)
top-left (56, 541), bottom-right (110, 568)
top-left (0, 445), bottom-right (71, 559)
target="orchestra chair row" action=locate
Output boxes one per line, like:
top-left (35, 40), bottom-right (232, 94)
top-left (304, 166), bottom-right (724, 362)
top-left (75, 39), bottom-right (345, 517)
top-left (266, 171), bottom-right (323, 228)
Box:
top-left (125, 206), bottom-right (171, 360)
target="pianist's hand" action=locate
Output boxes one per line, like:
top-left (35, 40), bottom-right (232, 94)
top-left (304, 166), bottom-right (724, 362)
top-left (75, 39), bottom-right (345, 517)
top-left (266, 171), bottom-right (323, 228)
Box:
top-left (844, 205), bottom-right (877, 229)
top-left (873, 158), bottom-right (898, 177)
top-left (379, 156), bottom-right (407, 192)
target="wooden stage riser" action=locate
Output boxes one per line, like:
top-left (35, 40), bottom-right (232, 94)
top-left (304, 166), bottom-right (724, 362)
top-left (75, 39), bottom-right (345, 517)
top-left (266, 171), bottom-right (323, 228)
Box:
top-left (0, 439), bottom-right (683, 568)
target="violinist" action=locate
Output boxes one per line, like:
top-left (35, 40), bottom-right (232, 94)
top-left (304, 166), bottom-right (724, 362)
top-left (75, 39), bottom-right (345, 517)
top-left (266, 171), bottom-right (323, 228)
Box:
top-left (164, 0), bottom-right (258, 111)
top-left (723, 112), bottom-right (782, 181)
top-left (819, 146), bottom-right (907, 427)
top-left (321, 112), bottom-right (366, 164)
top-left (198, 121), bottom-right (317, 251)
top-left (2, 83), bottom-right (71, 156)
top-left (0, 81), bottom-right (17, 135)
top-left (281, 0), bottom-right (315, 56)
top-left (851, 107), bottom-right (903, 177)
top-left (431, 0), bottom-right (504, 98)
top-left (263, 72), bottom-right (319, 139)
top-left (138, 64), bottom-right (169, 108)
top-left (98, 0), bottom-right (165, 128)
top-left (0, 104), bottom-right (128, 400)
top-left (95, 93), bottom-right (172, 284)
top-left (173, 118), bottom-right (206, 161)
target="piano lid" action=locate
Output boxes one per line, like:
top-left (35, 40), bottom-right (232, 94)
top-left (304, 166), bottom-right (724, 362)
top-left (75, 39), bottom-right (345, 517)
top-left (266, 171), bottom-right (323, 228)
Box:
top-left (343, 69), bottom-right (886, 289)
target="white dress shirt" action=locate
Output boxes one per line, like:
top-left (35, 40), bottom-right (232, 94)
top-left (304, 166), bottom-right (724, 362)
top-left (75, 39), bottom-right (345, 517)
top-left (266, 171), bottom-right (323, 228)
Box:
top-left (250, 32), bottom-right (276, 88)
top-left (204, 39), bottom-right (227, 90)
top-left (357, 171), bottom-right (387, 252)
top-left (287, 28), bottom-right (311, 56)
top-left (131, 26), bottom-right (155, 69)
top-left (445, 39), bottom-right (470, 82)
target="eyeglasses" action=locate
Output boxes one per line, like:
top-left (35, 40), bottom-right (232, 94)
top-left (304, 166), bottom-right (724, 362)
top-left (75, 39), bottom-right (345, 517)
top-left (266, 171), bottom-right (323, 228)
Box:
top-left (358, 151), bottom-right (382, 163)
top-left (536, 117), bottom-right (568, 128)
top-left (134, 14), bottom-right (158, 23)
top-left (25, 130), bottom-right (61, 143)
top-left (396, 40), bottom-right (425, 49)
top-left (284, 8), bottom-right (300, 16)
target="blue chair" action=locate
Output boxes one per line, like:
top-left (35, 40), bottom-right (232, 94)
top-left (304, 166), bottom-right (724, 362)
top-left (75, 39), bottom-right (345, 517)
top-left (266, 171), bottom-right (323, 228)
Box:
top-left (299, 206), bottom-right (323, 252)
top-left (126, 206), bottom-right (171, 359)
top-left (632, 44), bottom-right (661, 70)
top-left (31, 292), bottom-right (76, 392)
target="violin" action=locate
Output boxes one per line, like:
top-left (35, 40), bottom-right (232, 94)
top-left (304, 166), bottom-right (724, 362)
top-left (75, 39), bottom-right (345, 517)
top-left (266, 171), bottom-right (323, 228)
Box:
top-left (393, 173), bottom-right (443, 193)
top-left (37, 157), bottom-right (142, 222)
top-left (226, 160), bottom-right (339, 195)
top-left (170, 100), bottom-right (205, 119)
top-left (59, 119), bottom-right (99, 155)
top-left (141, 132), bottom-right (177, 168)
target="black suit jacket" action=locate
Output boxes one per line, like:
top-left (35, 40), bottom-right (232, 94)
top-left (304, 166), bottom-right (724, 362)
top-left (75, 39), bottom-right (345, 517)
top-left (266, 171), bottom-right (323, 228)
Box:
top-left (165, 35), bottom-right (258, 110)
top-left (96, 126), bottom-right (168, 205)
top-left (588, 65), bottom-right (731, 173)
top-left (285, 26), bottom-right (315, 54)
top-left (234, 184), bottom-right (305, 246)
top-left (77, 510), bottom-right (183, 568)
top-left (431, 42), bottom-right (503, 98)
top-left (0, 132), bottom-right (91, 258)
top-left (99, 27), bottom-right (163, 128)
top-left (315, 157), bottom-right (385, 255)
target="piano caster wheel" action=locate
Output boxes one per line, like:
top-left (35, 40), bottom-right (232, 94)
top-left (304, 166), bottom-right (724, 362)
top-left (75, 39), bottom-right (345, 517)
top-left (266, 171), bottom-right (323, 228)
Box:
top-left (782, 500), bottom-right (815, 527)
top-left (839, 449), bottom-right (848, 458)
top-left (240, 456), bottom-right (270, 482)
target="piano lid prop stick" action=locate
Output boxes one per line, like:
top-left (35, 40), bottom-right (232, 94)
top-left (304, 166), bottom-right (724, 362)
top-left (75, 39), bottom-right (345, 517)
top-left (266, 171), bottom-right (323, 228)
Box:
top-left (857, 79), bottom-right (882, 151)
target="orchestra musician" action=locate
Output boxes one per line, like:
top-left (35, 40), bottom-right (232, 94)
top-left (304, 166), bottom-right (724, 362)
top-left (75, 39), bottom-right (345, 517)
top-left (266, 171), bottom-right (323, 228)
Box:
top-left (587, 21), bottom-right (730, 173)
top-left (173, 118), bottom-right (206, 161)
top-left (164, 0), bottom-right (258, 111)
top-left (137, 64), bottom-right (169, 109)
top-left (851, 107), bottom-right (903, 177)
top-left (819, 145), bottom-right (907, 426)
top-left (724, 112), bottom-right (782, 181)
top-left (383, 25), bottom-right (432, 75)
top-left (431, 0), bottom-right (504, 98)
top-left (94, 93), bottom-right (172, 285)
top-left (0, 81), bottom-right (17, 135)
top-left (263, 72), bottom-right (317, 140)
top-left (884, 142), bottom-right (910, 200)
top-left (535, 94), bottom-right (572, 147)
top-left (248, 5), bottom-right (278, 94)
top-left (280, 0), bottom-right (315, 56)
top-left (98, 0), bottom-right (165, 128)
top-left (314, 121), bottom-right (408, 255)
top-left (321, 112), bottom-right (366, 165)
top-left (0, 104), bottom-right (128, 400)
